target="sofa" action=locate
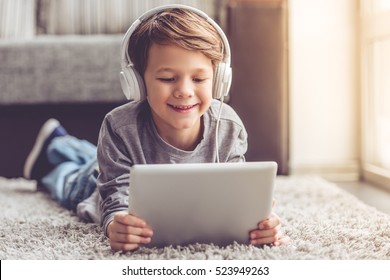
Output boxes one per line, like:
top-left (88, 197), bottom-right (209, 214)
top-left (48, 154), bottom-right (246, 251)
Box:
top-left (0, 35), bottom-right (125, 177)
top-left (0, 0), bottom-right (289, 177)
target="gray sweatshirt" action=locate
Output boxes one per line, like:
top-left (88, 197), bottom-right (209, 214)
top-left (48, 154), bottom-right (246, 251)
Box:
top-left (77, 99), bottom-right (248, 235)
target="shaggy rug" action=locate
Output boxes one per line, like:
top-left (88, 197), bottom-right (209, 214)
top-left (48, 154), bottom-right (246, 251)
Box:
top-left (0, 175), bottom-right (389, 260)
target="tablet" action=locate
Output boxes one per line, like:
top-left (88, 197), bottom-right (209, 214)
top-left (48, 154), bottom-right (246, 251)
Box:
top-left (128, 161), bottom-right (277, 247)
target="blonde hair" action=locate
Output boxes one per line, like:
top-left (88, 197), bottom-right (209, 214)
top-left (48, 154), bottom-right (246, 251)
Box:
top-left (128, 8), bottom-right (224, 75)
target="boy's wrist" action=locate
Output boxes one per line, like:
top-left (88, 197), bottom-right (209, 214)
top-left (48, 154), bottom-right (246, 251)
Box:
top-left (103, 215), bottom-right (116, 237)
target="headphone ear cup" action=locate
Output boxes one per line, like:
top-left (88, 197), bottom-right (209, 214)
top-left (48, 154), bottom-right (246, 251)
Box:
top-left (120, 66), bottom-right (146, 101)
top-left (213, 62), bottom-right (232, 99)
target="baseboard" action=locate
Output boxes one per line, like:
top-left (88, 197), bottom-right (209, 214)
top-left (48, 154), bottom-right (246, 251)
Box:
top-left (362, 164), bottom-right (390, 192)
top-left (290, 161), bottom-right (360, 181)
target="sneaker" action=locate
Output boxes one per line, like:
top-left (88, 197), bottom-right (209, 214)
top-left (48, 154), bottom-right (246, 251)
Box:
top-left (23, 119), bottom-right (68, 181)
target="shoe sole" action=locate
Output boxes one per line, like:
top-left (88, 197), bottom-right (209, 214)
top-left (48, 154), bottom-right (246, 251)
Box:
top-left (23, 119), bottom-right (60, 179)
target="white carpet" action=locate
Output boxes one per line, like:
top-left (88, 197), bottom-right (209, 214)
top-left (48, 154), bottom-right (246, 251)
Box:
top-left (0, 176), bottom-right (389, 260)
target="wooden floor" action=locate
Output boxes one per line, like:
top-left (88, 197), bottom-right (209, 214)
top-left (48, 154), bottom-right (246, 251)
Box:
top-left (334, 180), bottom-right (390, 215)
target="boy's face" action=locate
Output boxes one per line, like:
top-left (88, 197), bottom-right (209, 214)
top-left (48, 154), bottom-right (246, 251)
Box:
top-left (144, 43), bottom-right (214, 140)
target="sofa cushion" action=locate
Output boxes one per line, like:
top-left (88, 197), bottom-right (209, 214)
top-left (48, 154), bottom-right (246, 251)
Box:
top-left (37, 0), bottom-right (216, 35)
top-left (0, 35), bottom-right (126, 104)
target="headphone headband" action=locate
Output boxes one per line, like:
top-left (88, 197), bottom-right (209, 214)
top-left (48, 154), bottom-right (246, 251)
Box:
top-left (121, 4), bottom-right (231, 69)
top-left (120, 4), bottom-right (232, 101)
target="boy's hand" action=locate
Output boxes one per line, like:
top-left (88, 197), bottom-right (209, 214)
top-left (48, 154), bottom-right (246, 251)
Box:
top-left (249, 212), bottom-right (290, 246)
top-left (107, 211), bottom-right (153, 252)
top-left (249, 201), bottom-right (290, 246)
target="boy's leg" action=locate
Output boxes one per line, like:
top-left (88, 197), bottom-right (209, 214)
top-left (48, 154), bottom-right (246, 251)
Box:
top-left (23, 119), bottom-right (98, 210)
top-left (41, 132), bottom-right (98, 210)
top-left (46, 135), bottom-right (97, 166)
top-left (41, 161), bottom-right (80, 204)
top-left (41, 158), bottom-right (98, 210)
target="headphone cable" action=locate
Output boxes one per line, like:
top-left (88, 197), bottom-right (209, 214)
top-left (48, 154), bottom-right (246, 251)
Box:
top-left (215, 95), bottom-right (225, 163)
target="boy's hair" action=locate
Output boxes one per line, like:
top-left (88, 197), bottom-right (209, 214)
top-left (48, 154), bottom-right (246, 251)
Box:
top-left (128, 8), bottom-right (224, 75)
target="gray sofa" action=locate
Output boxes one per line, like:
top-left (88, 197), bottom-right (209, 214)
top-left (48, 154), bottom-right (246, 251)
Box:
top-left (0, 35), bottom-right (127, 177)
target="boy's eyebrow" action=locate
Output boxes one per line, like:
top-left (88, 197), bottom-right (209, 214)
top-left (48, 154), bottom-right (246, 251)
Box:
top-left (156, 67), bottom-right (175, 73)
top-left (155, 67), bottom-right (211, 74)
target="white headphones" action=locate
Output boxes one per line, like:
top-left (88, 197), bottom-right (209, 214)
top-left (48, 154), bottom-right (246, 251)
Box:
top-left (119, 4), bottom-right (232, 102)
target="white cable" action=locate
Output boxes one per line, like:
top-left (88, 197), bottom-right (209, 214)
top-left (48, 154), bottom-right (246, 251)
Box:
top-left (215, 95), bottom-right (225, 163)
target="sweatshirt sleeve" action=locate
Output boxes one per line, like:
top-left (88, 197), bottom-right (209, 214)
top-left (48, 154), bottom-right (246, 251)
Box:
top-left (214, 101), bottom-right (248, 163)
top-left (96, 114), bottom-right (132, 237)
top-left (227, 125), bottom-right (248, 163)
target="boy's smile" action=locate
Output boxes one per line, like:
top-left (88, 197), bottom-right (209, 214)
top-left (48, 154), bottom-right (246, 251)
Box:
top-left (143, 43), bottom-right (214, 151)
top-left (169, 104), bottom-right (198, 113)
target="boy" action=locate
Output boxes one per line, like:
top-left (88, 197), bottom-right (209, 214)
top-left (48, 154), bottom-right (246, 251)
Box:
top-left (23, 5), bottom-right (289, 252)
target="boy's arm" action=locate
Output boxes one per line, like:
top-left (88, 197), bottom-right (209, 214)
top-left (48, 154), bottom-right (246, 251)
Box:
top-left (96, 115), bottom-right (132, 237)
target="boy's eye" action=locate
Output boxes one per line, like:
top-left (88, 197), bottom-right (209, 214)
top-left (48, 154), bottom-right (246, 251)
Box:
top-left (158, 77), bottom-right (175, 82)
top-left (157, 77), bottom-right (208, 83)
top-left (193, 78), bottom-right (207, 83)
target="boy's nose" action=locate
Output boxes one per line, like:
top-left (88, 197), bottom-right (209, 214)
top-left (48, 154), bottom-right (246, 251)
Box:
top-left (173, 79), bottom-right (194, 98)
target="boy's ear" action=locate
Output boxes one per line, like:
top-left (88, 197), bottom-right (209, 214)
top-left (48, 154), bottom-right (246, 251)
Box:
top-left (213, 62), bottom-right (232, 100)
top-left (120, 65), bottom-right (146, 101)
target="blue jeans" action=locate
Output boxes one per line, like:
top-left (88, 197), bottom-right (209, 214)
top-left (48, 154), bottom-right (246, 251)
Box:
top-left (41, 135), bottom-right (98, 210)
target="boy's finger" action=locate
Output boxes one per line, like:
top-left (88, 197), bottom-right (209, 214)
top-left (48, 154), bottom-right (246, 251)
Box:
top-left (258, 213), bottom-right (280, 229)
top-left (114, 213), bottom-right (147, 227)
top-left (274, 235), bottom-right (291, 246)
top-left (250, 224), bottom-right (281, 239)
top-left (116, 224), bottom-right (153, 237)
top-left (250, 235), bottom-right (277, 246)
top-left (111, 231), bottom-right (152, 244)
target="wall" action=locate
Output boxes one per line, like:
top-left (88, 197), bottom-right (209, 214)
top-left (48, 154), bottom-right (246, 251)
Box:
top-left (228, 0), bottom-right (289, 175)
top-left (288, 0), bottom-right (360, 180)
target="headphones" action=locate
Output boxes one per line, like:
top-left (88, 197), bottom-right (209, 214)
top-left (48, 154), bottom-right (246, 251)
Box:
top-left (119, 4), bottom-right (232, 102)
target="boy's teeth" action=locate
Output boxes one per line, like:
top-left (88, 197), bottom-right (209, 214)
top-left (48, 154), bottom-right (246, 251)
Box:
top-left (173, 105), bottom-right (193, 109)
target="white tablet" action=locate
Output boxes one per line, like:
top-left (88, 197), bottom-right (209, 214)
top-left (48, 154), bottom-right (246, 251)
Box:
top-left (128, 161), bottom-right (277, 247)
